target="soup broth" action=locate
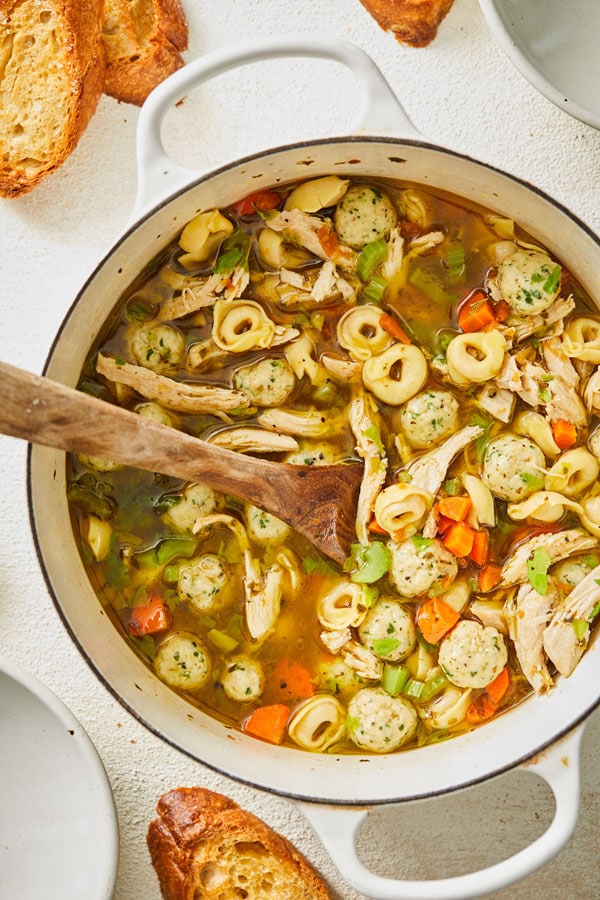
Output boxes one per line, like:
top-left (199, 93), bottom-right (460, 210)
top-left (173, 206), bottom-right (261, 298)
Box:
top-left (67, 175), bottom-right (600, 754)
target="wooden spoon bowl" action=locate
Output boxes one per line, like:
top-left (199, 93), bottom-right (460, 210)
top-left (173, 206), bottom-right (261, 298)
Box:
top-left (0, 362), bottom-right (363, 565)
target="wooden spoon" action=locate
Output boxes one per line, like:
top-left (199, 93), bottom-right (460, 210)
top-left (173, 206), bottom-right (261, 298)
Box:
top-left (0, 361), bottom-right (363, 566)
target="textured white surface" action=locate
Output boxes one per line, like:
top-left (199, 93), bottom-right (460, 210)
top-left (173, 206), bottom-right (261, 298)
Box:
top-left (1, 1), bottom-right (600, 897)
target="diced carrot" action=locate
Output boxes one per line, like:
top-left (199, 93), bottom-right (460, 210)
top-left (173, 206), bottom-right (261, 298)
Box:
top-left (416, 596), bottom-right (460, 645)
top-left (435, 514), bottom-right (454, 537)
top-left (494, 299), bottom-right (510, 322)
top-left (442, 521), bottom-right (476, 558)
top-left (457, 289), bottom-right (497, 333)
top-left (478, 563), bottom-right (502, 593)
top-left (243, 703), bottom-right (290, 744)
top-left (128, 595), bottom-right (170, 636)
top-left (466, 694), bottom-right (498, 725)
top-left (486, 666), bottom-right (510, 704)
top-left (469, 529), bottom-right (489, 567)
top-left (368, 515), bottom-right (389, 536)
top-left (272, 659), bottom-right (314, 701)
top-left (317, 224), bottom-right (341, 257)
top-left (436, 496), bottom-right (472, 522)
top-left (233, 189), bottom-right (281, 217)
top-left (552, 419), bottom-right (577, 450)
top-left (380, 314), bottom-right (411, 344)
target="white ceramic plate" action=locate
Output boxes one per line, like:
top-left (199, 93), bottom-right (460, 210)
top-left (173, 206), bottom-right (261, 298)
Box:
top-left (0, 657), bottom-right (119, 900)
top-left (480, 0), bottom-right (600, 130)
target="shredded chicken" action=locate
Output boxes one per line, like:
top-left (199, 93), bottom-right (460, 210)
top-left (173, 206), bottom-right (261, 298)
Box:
top-left (543, 564), bottom-right (600, 677)
top-left (258, 407), bottom-right (343, 438)
top-left (495, 343), bottom-right (586, 425)
top-left (321, 353), bottom-right (363, 382)
top-left (506, 582), bottom-right (555, 692)
top-left (348, 387), bottom-right (388, 545)
top-left (192, 513), bottom-right (283, 640)
top-left (407, 425), bottom-right (483, 496)
top-left (277, 260), bottom-right (355, 307)
top-left (97, 354), bottom-right (250, 415)
top-left (320, 628), bottom-right (351, 655)
top-left (500, 529), bottom-right (598, 587)
top-left (508, 295), bottom-right (576, 344)
top-left (207, 427), bottom-right (299, 454)
top-left (381, 227), bottom-right (404, 281)
top-left (160, 267), bottom-right (249, 321)
top-left (584, 368), bottom-right (600, 414)
top-left (476, 383), bottom-right (515, 423)
top-left (268, 209), bottom-right (357, 268)
top-left (342, 639), bottom-right (383, 680)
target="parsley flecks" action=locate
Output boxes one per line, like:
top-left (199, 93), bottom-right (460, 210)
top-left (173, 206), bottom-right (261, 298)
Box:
top-left (527, 546), bottom-right (552, 595)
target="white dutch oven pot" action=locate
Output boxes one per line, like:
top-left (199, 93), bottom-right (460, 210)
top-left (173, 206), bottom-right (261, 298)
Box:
top-left (29, 39), bottom-right (600, 899)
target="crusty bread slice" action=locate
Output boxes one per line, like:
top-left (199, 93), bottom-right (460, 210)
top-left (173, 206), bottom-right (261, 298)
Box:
top-left (102, 0), bottom-right (188, 106)
top-left (147, 787), bottom-right (332, 900)
top-left (359, 0), bottom-right (455, 47)
top-left (0, 0), bottom-right (106, 198)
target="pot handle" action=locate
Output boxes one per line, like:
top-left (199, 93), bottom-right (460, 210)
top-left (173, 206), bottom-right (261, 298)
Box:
top-left (133, 36), bottom-right (419, 218)
top-left (298, 725), bottom-right (584, 900)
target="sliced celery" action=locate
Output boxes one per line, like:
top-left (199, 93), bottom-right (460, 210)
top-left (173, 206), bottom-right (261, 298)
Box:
top-left (381, 664), bottom-right (410, 696)
top-left (356, 238), bottom-right (388, 282)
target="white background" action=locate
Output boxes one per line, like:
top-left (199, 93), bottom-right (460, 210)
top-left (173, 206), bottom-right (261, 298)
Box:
top-left (1, 1), bottom-right (600, 897)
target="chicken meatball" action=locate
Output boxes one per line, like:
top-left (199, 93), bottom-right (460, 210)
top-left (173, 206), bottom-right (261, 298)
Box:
top-left (497, 249), bottom-right (561, 317)
top-left (438, 620), bottom-right (507, 689)
top-left (221, 655), bottom-right (265, 702)
top-left (244, 504), bottom-right (292, 546)
top-left (154, 631), bottom-right (211, 690)
top-left (131, 323), bottom-right (185, 373)
top-left (358, 600), bottom-right (416, 662)
top-left (398, 389), bottom-right (459, 449)
top-left (347, 687), bottom-right (417, 752)
top-left (135, 401), bottom-right (176, 427)
top-left (233, 358), bottom-right (296, 407)
top-left (389, 537), bottom-right (458, 598)
top-left (162, 483), bottom-right (221, 532)
top-left (177, 554), bottom-right (232, 612)
top-left (482, 433), bottom-right (546, 502)
top-left (334, 185), bottom-right (398, 250)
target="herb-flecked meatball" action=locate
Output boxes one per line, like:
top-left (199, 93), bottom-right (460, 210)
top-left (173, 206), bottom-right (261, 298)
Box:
top-left (233, 358), bottom-right (296, 407)
top-left (357, 599), bottom-right (416, 661)
top-left (438, 620), bottom-right (507, 689)
top-left (482, 433), bottom-right (546, 502)
top-left (389, 537), bottom-right (458, 598)
top-left (334, 185), bottom-right (398, 250)
top-left (399, 389), bottom-right (459, 449)
top-left (347, 687), bottom-right (417, 752)
top-left (497, 249), bottom-right (561, 317)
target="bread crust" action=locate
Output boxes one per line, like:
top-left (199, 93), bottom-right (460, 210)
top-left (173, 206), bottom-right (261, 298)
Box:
top-left (102, 0), bottom-right (188, 106)
top-left (0, 0), bottom-right (106, 198)
top-left (147, 787), bottom-right (332, 900)
top-left (360, 0), bottom-right (455, 47)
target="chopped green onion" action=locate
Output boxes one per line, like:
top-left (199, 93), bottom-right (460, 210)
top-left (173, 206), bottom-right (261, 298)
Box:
top-left (403, 678), bottom-right (425, 699)
top-left (411, 535), bottom-right (432, 554)
top-left (381, 664), bottom-right (410, 696)
top-left (445, 243), bottom-right (466, 284)
top-left (362, 275), bottom-right (389, 303)
top-left (303, 555), bottom-right (338, 577)
top-left (444, 477), bottom-right (462, 497)
top-left (313, 382), bottom-right (337, 405)
top-left (543, 265), bottom-right (561, 294)
top-left (409, 267), bottom-right (457, 305)
top-left (372, 637), bottom-right (400, 657)
top-left (419, 671), bottom-right (448, 701)
top-left (356, 238), bottom-right (388, 282)
top-left (362, 423), bottom-right (384, 453)
top-left (344, 541), bottom-right (391, 584)
top-left (571, 619), bottom-right (588, 641)
top-left (214, 229), bottom-right (252, 273)
top-left (590, 599), bottom-right (600, 620)
top-left (527, 546), bottom-right (552, 595)
top-left (207, 628), bottom-right (239, 652)
top-left (310, 312), bottom-right (325, 332)
top-left (163, 565), bottom-right (180, 584)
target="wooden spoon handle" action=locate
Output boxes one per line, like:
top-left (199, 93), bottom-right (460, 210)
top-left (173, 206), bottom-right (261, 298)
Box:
top-left (0, 361), bottom-right (288, 514)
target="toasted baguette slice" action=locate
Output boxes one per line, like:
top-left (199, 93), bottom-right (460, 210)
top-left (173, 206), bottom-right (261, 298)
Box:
top-left (102, 0), bottom-right (188, 106)
top-left (360, 0), bottom-right (455, 47)
top-left (0, 0), bottom-right (106, 198)
top-left (147, 787), bottom-right (332, 900)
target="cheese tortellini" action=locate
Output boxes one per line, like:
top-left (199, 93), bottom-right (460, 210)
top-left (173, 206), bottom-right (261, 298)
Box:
top-left (363, 343), bottom-right (428, 406)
